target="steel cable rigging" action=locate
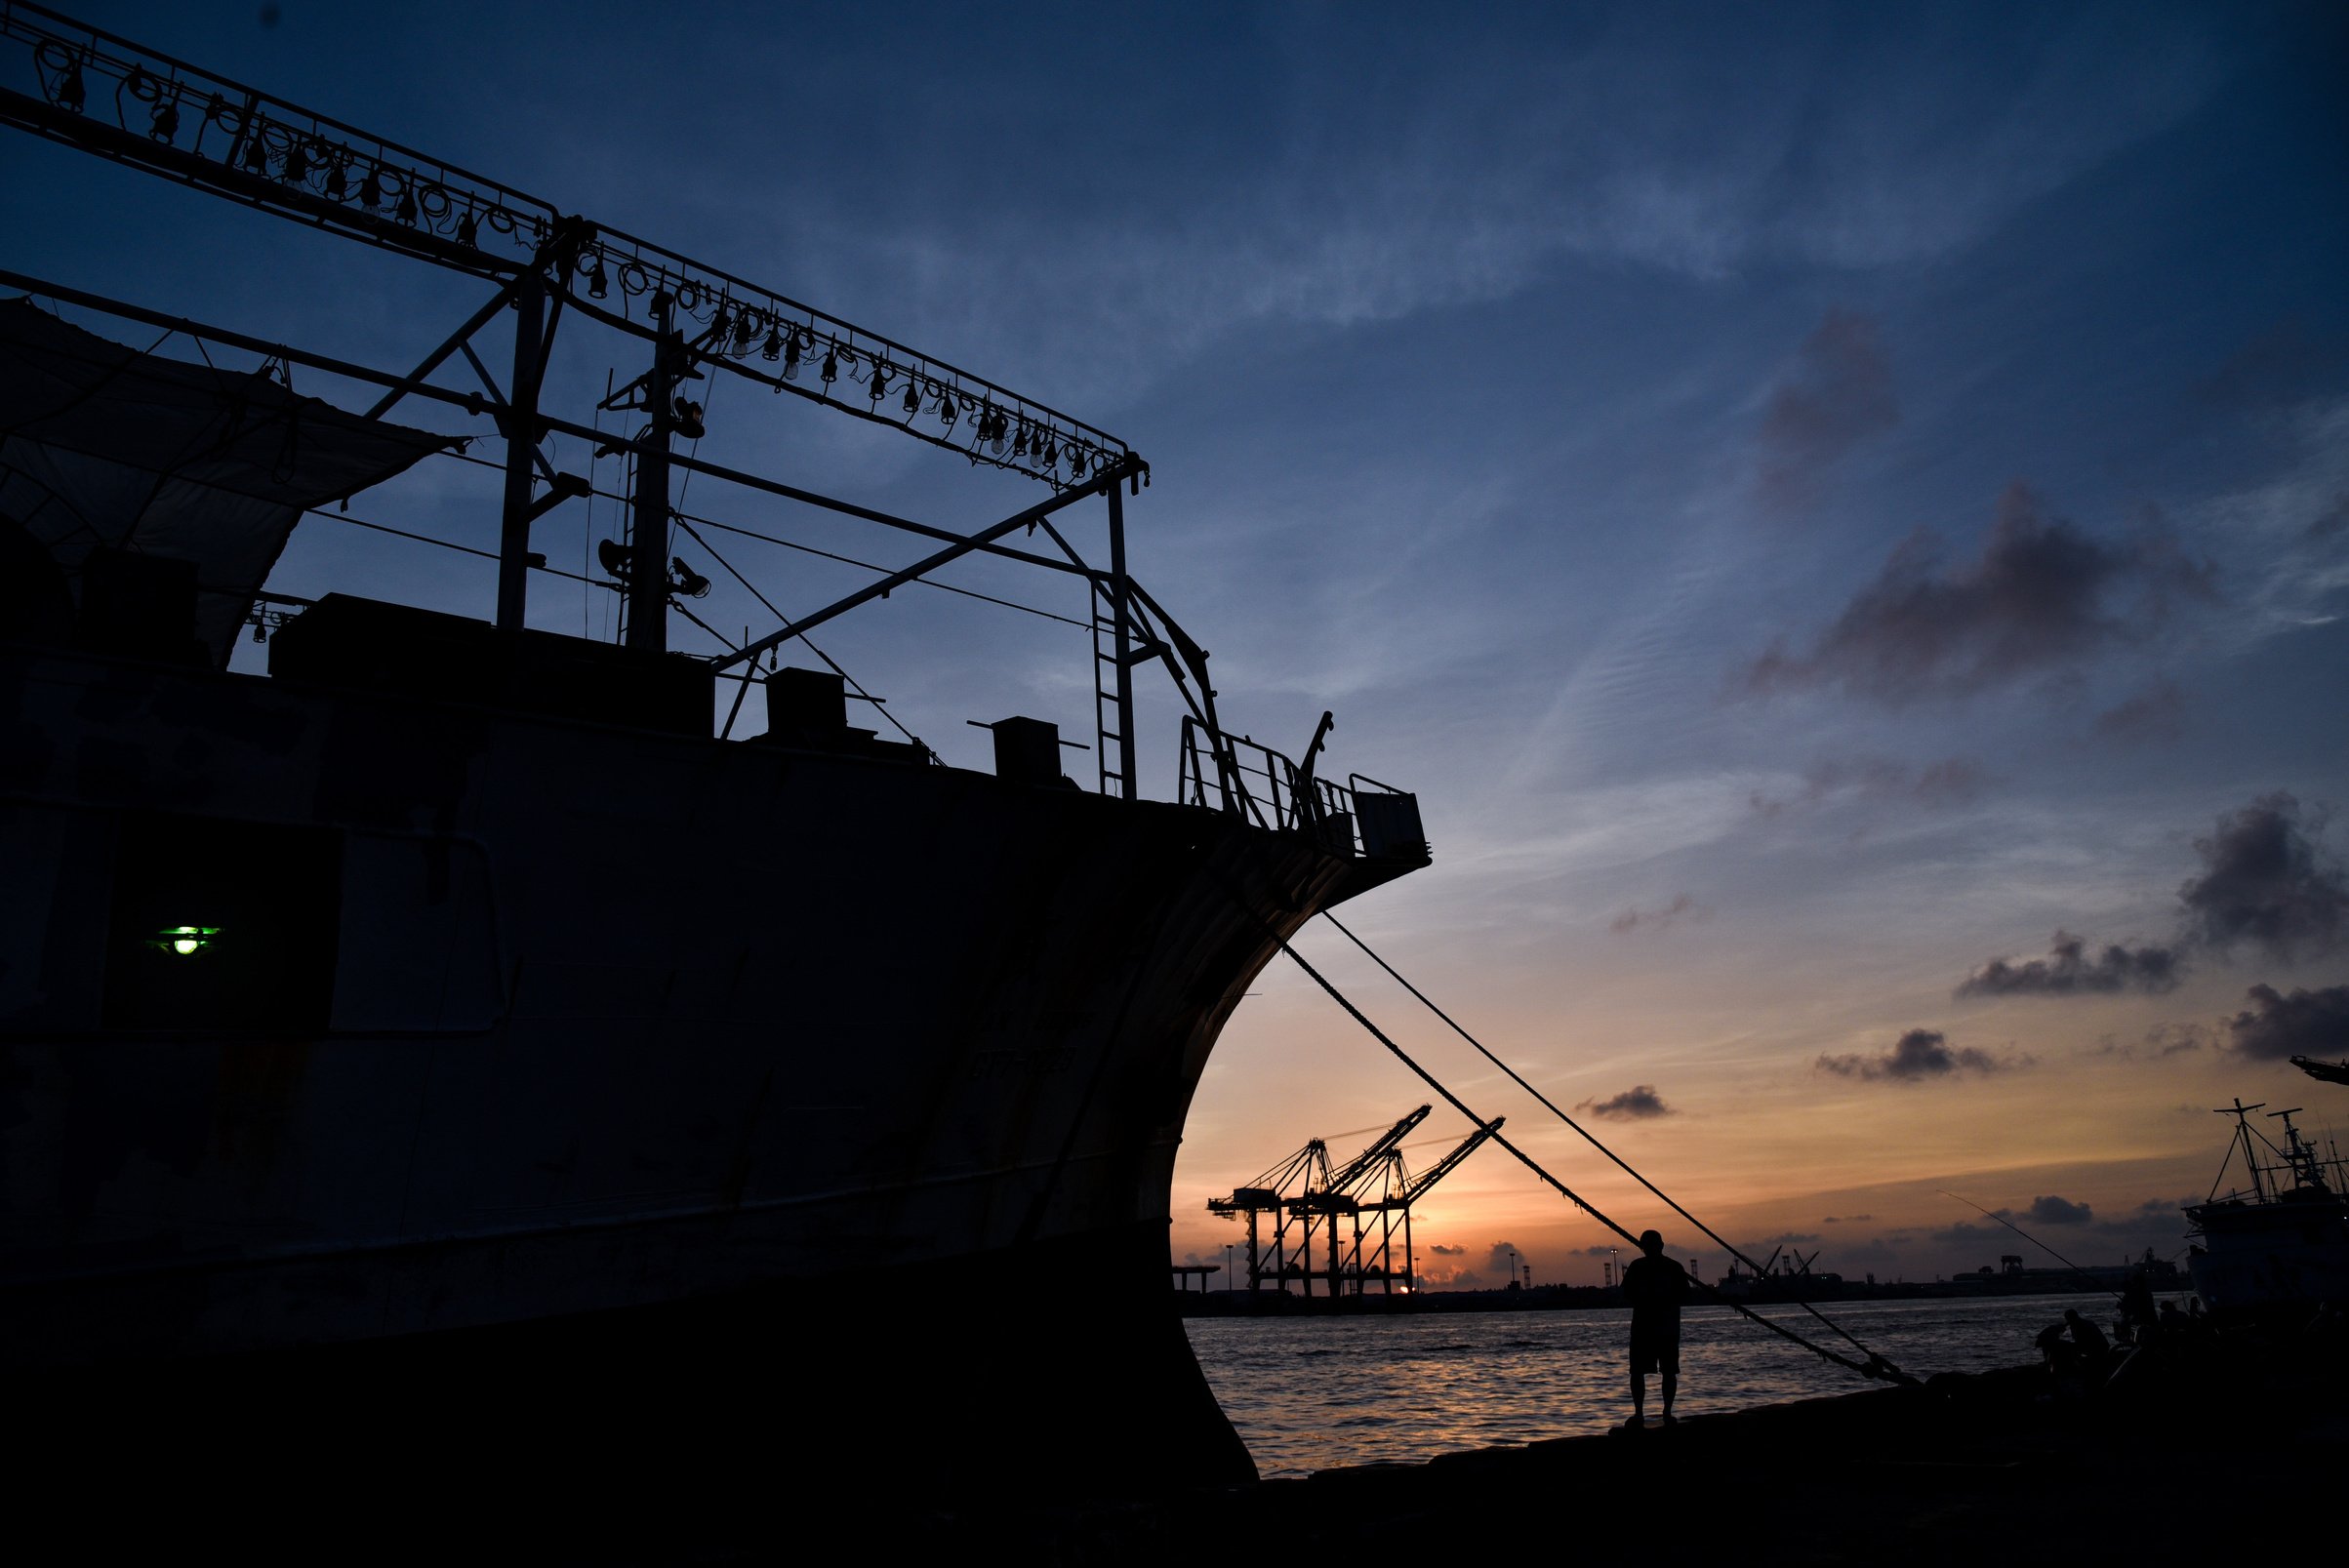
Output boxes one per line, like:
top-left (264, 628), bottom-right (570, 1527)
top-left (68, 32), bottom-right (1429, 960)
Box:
top-left (1271, 924), bottom-right (1915, 1387)
top-left (439, 446), bottom-right (1092, 628)
top-left (1317, 909), bottom-right (1909, 1378)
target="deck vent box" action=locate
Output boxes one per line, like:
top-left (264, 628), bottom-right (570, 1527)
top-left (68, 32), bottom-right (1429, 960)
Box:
top-left (766, 666), bottom-right (846, 732)
top-left (989, 716), bottom-right (1062, 785)
top-left (269, 593), bottom-right (712, 735)
top-left (1356, 790), bottom-right (1429, 862)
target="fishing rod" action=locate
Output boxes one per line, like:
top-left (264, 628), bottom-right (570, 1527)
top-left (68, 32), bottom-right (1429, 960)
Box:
top-left (1938, 1191), bottom-right (2123, 1302)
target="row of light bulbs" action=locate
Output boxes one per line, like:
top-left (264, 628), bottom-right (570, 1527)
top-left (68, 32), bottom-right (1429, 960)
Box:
top-left (30, 30), bottom-right (1126, 485)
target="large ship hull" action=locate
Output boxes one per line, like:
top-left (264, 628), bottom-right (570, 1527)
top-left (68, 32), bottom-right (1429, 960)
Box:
top-left (3, 639), bottom-right (1414, 1486)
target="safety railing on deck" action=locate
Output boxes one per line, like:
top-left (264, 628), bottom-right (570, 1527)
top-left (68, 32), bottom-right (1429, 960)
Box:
top-left (1177, 717), bottom-right (1427, 861)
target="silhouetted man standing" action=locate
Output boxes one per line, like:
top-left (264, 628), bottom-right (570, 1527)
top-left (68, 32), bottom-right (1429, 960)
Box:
top-left (1621, 1228), bottom-right (1689, 1428)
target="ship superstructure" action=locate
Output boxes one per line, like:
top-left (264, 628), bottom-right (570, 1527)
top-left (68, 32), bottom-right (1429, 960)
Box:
top-left (0, 4), bottom-right (1429, 1487)
top-left (2185, 1099), bottom-right (2349, 1316)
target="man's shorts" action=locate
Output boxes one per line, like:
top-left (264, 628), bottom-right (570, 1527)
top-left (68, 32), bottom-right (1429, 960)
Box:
top-left (1630, 1326), bottom-right (1680, 1376)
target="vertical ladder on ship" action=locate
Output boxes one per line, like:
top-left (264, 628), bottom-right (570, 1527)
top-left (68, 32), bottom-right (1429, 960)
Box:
top-left (1090, 470), bottom-right (1147, 800)
top-left (1088, 471), bottom-right (1152, 800)
top-left (1090, 578), bottom-right (1134, 799)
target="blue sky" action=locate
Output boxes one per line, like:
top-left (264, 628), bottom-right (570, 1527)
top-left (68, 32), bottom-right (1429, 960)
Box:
top-left (8, 2), bottom-right (2346, 1283)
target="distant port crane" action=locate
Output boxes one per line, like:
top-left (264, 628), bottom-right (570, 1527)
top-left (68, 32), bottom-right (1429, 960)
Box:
top-left (1340, 1119), bottom-right (1505, 1294)
top-left (1204, 1110), bottom-right (1410, 1300)
top-left (1207, 1106), bottom-right (1502, 1296)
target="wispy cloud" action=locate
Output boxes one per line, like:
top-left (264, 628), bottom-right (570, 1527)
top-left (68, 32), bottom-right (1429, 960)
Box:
top-left (1756, 309), bottom-right (1898, 511)
top-left (702, 8), bottom-right (2236, 414)
top-left (1609, 896), bottom-right (1712, 936)
top-left (2094, 677), bottom-right (2188, 745)
top-left (1750, 755), bottom-right (1993, 817)
top-left (2095, 1023), bottom-right (2212, 1062)
top-left (2194, 318), bottom-right (2349, 414)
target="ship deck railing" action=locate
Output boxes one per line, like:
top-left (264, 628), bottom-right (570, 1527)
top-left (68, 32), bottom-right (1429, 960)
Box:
top-left (1176, 716), bottom-right (1422, 859)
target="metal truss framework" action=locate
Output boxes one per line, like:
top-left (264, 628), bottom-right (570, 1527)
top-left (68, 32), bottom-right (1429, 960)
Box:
top-left (0, 1), bottom-right (1333, 807)
top-left (0, 2), bottom-right (1127, 488)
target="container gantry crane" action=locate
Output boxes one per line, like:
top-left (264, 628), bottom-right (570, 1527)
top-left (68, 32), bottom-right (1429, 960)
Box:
top-left (1340, 1117), bottom-right (1504, 1294)
top-left (1208, 1107), bottom-right (1426, 1297)
top-left (1209, 1106), bottom-right (1503, 1297)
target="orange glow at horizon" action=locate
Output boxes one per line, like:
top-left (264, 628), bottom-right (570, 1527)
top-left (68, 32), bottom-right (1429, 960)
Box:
top-left (1170, 916), bottom-right (2298, 1289)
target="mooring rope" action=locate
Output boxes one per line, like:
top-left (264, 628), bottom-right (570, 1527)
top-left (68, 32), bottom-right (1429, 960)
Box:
top-left (1273, 930), bottom-right (1915, 1387)
top-left (1319, 910), bottom-right (1909, 1378)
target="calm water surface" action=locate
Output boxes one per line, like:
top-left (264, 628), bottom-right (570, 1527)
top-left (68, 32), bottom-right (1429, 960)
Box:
top-left (1186, 1291), bottom-right (2147, 1476)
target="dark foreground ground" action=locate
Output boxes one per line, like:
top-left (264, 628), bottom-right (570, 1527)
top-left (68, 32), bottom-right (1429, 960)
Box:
top-left (19, 1324), bottom-right (2344, 1562)
top-left (911, 1330), bottom-right (2347, 1565)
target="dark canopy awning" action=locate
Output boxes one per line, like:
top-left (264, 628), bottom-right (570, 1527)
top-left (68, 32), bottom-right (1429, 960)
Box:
top-left (0, 298), bottom-right (458, 666)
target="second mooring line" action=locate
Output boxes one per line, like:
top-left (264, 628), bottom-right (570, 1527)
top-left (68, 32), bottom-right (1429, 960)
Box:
top-left (1276, 922), bottom-right (1915, 1387)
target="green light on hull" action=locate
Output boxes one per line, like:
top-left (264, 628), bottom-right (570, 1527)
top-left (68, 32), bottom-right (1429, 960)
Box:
top-left (152, 925), bottom-right (222, 956)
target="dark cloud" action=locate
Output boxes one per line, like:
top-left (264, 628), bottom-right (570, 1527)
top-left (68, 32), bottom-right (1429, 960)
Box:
top-left (1485, 1242), bottom-right (1526, 1276)
top-left (2024, 1194), bottom-right (2092, 1226)
top-left (2095, 677), bottom-right (2187, 746)
top-left (1817, 1027), bottom-right (2022, 1082)
top-left (2095, 1022), bottom-right (2211, 1062)
top-left (2311, 492), bottom-right (2348, 543)
top-left (2135, 1196), bottom-right (2194, 1216)
top-left (1912, 758), bottom-right (1995, 807)
top-left (1825, 1235), bottom-right (1910, 1266)
top-left (1741, 483), bottom-right (2216, 704)
top-left (1756, 309), bottom-right (1899, 510)
top-left (1577, 1084), bottom-right (1675, 1120)
top-left (1609, 894), bottom-right (1711, 935)
top-left (1959, 793), bottom-right (2341, 1023)
top-left (1575, 1245), bottom-right (1619, 1258)
top-left (1429, 1243), bottom-right (1467, 1256)
top-left (1750, 755), bottom-right (1991, 817)
top-left (1935, 1198), bottom-right (2139, 1247)
top-left (2193, 318), bottom-right (2349, 414)
top-left (2225, 983), bottom-right (2349, 1061)
top-left (1821, 1214), bottom-right (1874, 1224)
top-left (2179, 793), bottom-right (2348, 963)
top-left (1955, 929), bottom-right (2184, 998)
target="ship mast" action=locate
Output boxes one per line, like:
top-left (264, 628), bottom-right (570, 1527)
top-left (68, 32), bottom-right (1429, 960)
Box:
top-left (2265, 1107), bottom-right (2345, 1195)
top-left (2212, 1100), bottom-right (2270, 1202)
top-left (624, 294), bottom-right (680, 654)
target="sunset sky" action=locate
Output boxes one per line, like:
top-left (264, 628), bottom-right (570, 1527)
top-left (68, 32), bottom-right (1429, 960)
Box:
top-left (8, 2), bottom-right (2345, 1288)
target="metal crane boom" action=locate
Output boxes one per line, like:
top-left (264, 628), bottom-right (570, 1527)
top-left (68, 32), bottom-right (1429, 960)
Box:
top-left (1326, 1105), bottom-right (1431, 1192)
top-left (1400, 1118), bottom-right (1503, 1205)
